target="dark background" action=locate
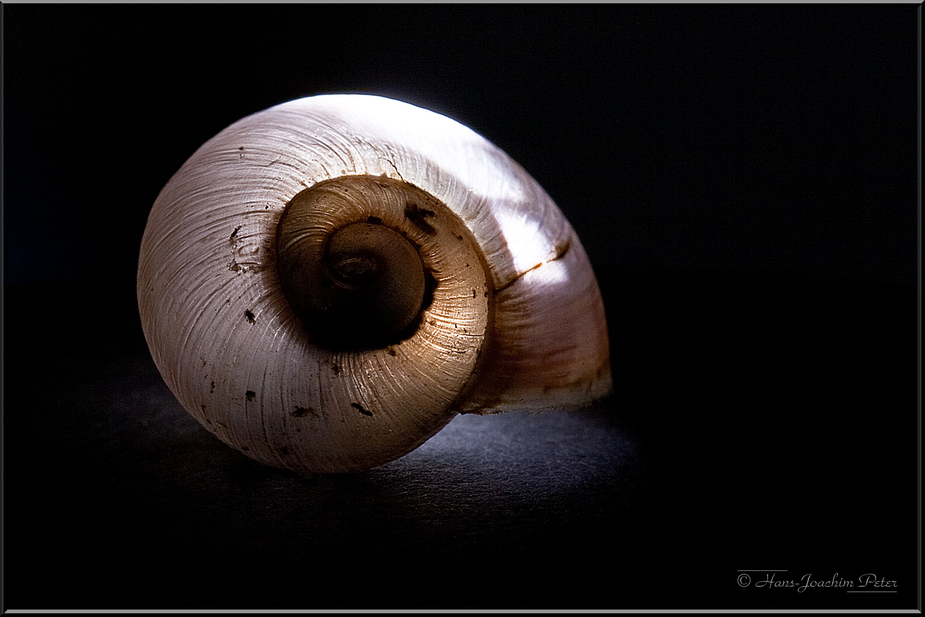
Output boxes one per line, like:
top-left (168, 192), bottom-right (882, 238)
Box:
top-left (3, 4), bottom-right (919, 611)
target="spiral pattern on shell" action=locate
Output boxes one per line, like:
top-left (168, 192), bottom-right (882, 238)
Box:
top-left (138, 94), bottom-right (611, 473)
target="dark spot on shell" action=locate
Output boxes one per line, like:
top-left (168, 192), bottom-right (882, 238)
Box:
top-left (386, 347), bottom-right (397, 357)
top-left (230, 225), bottom-right (242, 241)
top-left (246, 390), bottom-right (256, 402)
top-left (351, 402), bottom-right (373, 417)
top-left (331, 363), bottom-right (340, 375)
top-left (238, 146), bottom-right (245, 150)
top-left (551, 238), bottom-right (571, 261)
top-left (210, 381), bottom-right (216, 393)
top-left (367, 215), bottom-right (383, 225)
top-left (404, 202), bottom-right (437, 235)
top-left (244, 310), bottom-right (256, 323)
top-left (292, 406), bottom-right (318, 418)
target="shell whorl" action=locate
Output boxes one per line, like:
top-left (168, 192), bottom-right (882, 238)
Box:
top-left (137, 94), bottom-right (611, 473)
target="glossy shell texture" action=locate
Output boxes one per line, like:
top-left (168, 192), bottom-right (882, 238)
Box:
top-left (137, 94), bottom-right (611, 473)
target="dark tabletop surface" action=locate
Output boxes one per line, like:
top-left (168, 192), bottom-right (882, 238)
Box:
top-left (3, 4), bottom-right (918, 611)
top-left (3, 270), bottom-right (917, 610)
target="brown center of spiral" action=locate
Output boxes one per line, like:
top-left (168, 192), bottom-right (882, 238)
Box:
top-left (276, 177), bottom-right (434, 350)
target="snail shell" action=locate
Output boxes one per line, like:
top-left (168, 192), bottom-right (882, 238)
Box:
top-left (137, 94), bottom-right (611, 473)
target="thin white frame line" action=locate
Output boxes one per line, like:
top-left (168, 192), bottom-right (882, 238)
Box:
top-left (6, 609), bottom-right (922, 615)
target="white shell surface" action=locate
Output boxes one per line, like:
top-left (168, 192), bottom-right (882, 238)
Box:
top-left (137, 94), bottom-right (611, 473)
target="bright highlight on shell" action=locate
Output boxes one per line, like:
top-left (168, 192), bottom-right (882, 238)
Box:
top-left (137, 94), bottom-right (612, 473)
